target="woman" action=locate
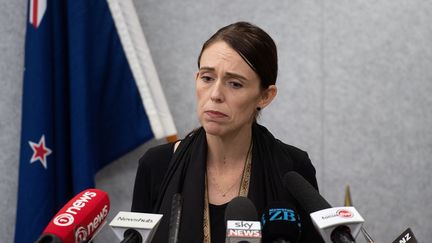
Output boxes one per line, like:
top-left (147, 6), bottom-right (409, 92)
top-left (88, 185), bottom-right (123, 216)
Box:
top-left (132, 21), bottom-right (324, 243)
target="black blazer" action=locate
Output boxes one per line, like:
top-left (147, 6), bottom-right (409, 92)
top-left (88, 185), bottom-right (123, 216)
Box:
top-left (131, 142), bottom-right (324, 243)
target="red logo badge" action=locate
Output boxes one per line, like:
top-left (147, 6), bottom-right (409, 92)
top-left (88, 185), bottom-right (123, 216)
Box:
top-left (337, 209), bottom-right (353, 218)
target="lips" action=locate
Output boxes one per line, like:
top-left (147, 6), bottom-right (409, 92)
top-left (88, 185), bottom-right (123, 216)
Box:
top-left (205, 110), bottom-right (228, 119)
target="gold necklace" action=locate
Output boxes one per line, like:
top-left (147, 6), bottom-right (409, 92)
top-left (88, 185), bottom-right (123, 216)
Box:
top-left (207, 167), bottom-right (242, 198)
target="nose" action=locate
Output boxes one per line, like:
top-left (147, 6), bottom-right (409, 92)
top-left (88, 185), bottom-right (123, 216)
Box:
top-left (210, 80), bottom-right (224, 103)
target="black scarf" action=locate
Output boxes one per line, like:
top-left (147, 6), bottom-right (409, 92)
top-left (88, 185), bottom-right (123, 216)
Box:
top-left (151, 123), bottom-right (308, 243)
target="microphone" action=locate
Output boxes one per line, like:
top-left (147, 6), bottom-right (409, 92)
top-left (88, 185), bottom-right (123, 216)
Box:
top-left (225, 196), bottom-right (262, 243)
top-left (120, 229), bottom-right (142, 243)
top-left (36, 188), bottom-right (110, 243)
top-left (261, 202), bottom-right (301, 243)
top-left (168, 193), bottom-right (182, 243)
top-left (391, 228), bottom-right (418, 243)
top-left (283, 172), bottom-right (364, 243)
top-left (109, 211), bottom-right (163, 243)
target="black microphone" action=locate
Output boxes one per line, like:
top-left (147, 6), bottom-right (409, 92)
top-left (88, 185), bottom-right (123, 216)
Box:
top-left (391, 228), bottom-right (418, 243)
top-left (120, 229), bottom-right (142, 243)
top-left (225, 197), bottom-right (258, 221)
top-left (225, 197), bottom-right (262, 243)
top-left (168, 193), bottom-right (182, 243)
top-left (261, 201), bottom-right (301, 243)
top-left (283, 172), bottom-right (364, 243)
top-left (35, 234), bottom-right (62, 243)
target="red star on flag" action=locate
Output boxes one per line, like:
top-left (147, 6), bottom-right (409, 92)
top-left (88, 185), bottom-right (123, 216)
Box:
top-left (29, 135), bottom-right (52, 169)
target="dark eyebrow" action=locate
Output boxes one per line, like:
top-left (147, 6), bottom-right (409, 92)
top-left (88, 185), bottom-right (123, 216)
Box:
top-left (199, 66), bottom-right (248, 81)
top-left (199, 66), bottom-right (215, 72)
top-left (225, 72), bottom-right (247, 81)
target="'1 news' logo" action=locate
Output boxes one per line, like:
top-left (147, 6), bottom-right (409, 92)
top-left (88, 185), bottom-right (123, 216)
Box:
top-left (53, 191), bottom-right (97, 227)
top-left (74, 204), bottom-right (108, 243)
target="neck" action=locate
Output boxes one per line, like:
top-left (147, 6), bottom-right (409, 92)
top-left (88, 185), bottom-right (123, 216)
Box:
top-left (205, 125), bottom-right (253, 204)
top-left (206, 125), bottom-right (252, 171)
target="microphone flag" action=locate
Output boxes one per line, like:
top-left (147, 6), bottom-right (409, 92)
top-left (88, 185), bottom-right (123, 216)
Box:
top-left (15, 0), bottom-right (176, 242)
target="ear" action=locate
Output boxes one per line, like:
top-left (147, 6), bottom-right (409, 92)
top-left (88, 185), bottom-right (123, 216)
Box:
top-left (257, 85), bottom-right (277, 109)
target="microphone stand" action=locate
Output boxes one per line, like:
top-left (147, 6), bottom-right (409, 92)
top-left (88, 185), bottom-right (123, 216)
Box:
top-left (361, 227), bottom-right (374, 243)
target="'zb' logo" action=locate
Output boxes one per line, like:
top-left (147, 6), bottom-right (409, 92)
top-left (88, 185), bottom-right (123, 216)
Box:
top-left (269, 209), bottom-right (297, 222)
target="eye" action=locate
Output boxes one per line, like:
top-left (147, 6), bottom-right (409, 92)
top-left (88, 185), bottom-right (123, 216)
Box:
top-left (199, 74), bottom-right (214, 83)
top-left (228, 81), bottom-right (243, 89)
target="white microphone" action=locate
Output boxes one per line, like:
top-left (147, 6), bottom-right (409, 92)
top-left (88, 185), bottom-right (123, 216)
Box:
top-left (109, 211), bottom-right (163, 243)
top-left (225, 197), bottom-right (262, 243)
top-left (310, 207), bottom-right (364, 243)
top-left (283, 172), bottom-right (364, 243)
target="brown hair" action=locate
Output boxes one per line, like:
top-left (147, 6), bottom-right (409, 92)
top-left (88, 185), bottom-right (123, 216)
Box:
top-left (197, 22), bottom-right (278, 89)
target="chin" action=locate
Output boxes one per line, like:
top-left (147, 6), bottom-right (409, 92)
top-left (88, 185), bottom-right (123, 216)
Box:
top-left (202, 122), bottom-right (227, 137)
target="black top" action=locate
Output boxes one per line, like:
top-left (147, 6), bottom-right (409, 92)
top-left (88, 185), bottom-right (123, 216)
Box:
top-left (209, 203), bottom-right (227, 243)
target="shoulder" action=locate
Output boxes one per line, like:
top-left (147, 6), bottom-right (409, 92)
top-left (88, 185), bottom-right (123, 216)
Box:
top-left (132, 142), bottom-right (175, 212)
top-left (276, 140), bottom-right (319, 190)
top-left (136, 142), bottom-right (176, 182)
top-left (276, 140), bottom-right (309, 161)
top-left (138, 142), bottom-right (175, 169)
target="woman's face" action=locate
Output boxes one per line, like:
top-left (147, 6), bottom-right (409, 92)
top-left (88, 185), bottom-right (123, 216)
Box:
top-left (195, 41), bottom-right (275, 137)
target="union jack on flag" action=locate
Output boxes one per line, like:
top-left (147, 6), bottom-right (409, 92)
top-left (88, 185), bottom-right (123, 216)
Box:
top-left (29, 0), bottom-right (47, 28)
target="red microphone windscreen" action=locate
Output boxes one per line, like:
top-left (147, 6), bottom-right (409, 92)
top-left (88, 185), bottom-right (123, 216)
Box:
top-left (42, 188), bottom-right (110, 242)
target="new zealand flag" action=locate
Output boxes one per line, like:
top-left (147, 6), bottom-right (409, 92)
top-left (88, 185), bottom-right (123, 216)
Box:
top-left (15, 0), bottom-right (176, 242)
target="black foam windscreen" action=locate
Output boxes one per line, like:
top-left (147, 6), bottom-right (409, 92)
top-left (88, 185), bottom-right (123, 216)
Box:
top-left (225, 196), bottom-right (258, 222)
top-left (282, 171), bottom-right (332, 214)
top-left (261, 201), bottom-right (301, 243)
top-left (168, 193), bottom-right (182, 243)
